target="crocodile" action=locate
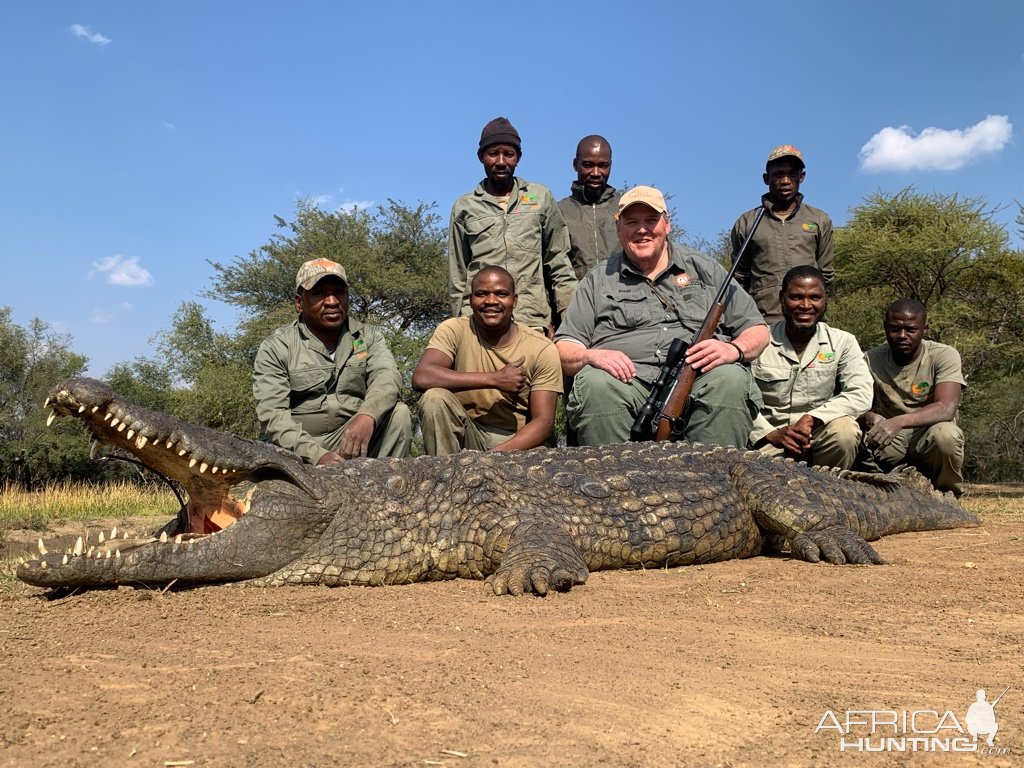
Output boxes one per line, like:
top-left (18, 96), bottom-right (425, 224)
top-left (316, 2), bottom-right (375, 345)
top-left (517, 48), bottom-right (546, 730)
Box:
top-left (16, 378), bottom-right (980, 595)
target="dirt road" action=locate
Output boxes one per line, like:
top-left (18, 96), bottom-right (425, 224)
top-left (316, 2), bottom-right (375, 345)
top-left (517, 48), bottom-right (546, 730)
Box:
top-left (1, 506), bottom-right (1020, 767)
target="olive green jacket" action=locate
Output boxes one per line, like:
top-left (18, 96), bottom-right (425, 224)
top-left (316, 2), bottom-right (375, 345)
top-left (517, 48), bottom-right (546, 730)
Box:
top-left (448, 177), bottom-right (577, 329)
top-left (252, 316), bottom-right (401, 464)
top-left (557, 181), bottom-right (621, 279)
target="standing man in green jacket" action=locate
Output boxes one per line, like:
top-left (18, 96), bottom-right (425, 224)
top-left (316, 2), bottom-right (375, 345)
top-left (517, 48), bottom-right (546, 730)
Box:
top-left (253, 258), bottom-right (412, 465)
top-left (448, 116), bottom-right (577, 336)
top-left (557, 135), bottom-right (621, 279)
top-left (731, 145), bottom-right (834, 323)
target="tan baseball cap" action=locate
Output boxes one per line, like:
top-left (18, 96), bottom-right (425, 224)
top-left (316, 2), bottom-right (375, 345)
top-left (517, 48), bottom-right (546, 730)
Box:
top-left (766, 144), bottom-right (805, 168)
top-left (295, 258), bottom-right (348, 291)
top-left (615, 186), bottom-right (668, 219)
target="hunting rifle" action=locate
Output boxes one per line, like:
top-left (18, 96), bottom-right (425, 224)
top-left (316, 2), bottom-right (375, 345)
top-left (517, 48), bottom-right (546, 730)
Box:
top-left (629, 205), bottom-right (766, 442)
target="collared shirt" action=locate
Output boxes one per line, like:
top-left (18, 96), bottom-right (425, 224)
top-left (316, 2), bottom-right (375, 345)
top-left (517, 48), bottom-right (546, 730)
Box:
top-left (252, 316), bottom-right (402, 464)
top-left (555, 241), bottom-right (765, 383)
top-left (731, 193), bottom-right (834, 322)
top-left (557, 181), bottom-right (621, 279)
top-left (749, 321), bottom-right (873, 444)
top-left (448, 176), bottom-right (577, 329)
top-left (865, 340), bottom-right (967, 419)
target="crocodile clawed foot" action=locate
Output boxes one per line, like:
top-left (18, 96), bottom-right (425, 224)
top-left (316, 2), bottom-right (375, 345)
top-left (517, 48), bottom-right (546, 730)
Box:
top-left (790, 526), bottom-right (887, 565)
top-left (487, 562), bottom-right (587, 596)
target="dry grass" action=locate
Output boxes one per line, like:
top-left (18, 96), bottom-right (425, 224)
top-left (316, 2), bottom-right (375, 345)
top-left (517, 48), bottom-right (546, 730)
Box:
top-left (962, 483), bottom-right (1024, 521)
top-left (0, 481), bottom-right (176, 531)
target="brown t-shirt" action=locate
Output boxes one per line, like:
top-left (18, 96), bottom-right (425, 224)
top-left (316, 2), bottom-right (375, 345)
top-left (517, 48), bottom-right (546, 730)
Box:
top-left (426, 317), bottom-right (563, 432)
top-left (865, 340), bottom-right (967, 419)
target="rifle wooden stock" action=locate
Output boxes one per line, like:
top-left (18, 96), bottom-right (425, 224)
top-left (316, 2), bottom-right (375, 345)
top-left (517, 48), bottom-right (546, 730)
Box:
top-left (652, 304), bottom-right (725, 441)
top-left (649, 205), bottom-right (767, 442)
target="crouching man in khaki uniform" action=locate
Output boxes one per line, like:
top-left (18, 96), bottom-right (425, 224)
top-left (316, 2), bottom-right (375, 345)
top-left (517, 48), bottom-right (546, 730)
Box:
top-left (749, 266), bottom-right (871, 469)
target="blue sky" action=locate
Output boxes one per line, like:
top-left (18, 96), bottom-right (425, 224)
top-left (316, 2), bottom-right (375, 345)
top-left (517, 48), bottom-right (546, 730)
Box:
top-left (2, 2), bottom-right (1020, 377)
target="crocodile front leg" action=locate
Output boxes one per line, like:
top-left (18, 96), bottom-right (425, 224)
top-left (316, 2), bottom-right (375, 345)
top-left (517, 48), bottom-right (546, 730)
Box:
top-left (487, 520), bottom-right (589, 596)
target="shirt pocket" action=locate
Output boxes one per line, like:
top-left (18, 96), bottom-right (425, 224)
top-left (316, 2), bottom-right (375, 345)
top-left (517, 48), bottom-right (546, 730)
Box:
top-left (288, 365), bottom-right (332, 413)
top-left (603, 290), bottom-right (653, 329)
top-left (335, 355), bottom-right (369, 399)
top-left (463, 216), bottom-right (501, 255)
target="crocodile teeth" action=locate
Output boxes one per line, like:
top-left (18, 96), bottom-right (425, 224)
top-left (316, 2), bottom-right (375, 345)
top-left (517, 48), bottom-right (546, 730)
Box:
top-left (126, 429), bottom-right (135, 440)
top-left (87, 546), bottom-right (95, 557)
top-left (105, 550), bottom-right (111, 560)
top-left (199, 462), bottom-right (208, 474)
top-left (189, 458), bottom-right (197, 468)
top-left (178, 449), bottom-right (187, 457)
top-left (111, 526), bottom-right (118, 539)
top-left (90, 439), bottom-right (101, 460)
top-left (174, 534), bottom-right (182, 544)
top-left (62, 554), bottom-right (68, 565)
top-left (211, 465), bottom-right (219, 474)
top-left (98, 532), bottom-right (105, 543)
top-left (78, 405), bottom-right (86, 414)
top-left (44, 396), bottom-right (51, 407)
top-left (91, 405), bottom-right (99, 413)
top-left (38, 539), bottom-right (47, 555)
top-left (40, 560), bottom-right (47, 570)
top-left (73, 537), bottom-right (84, 556)
top-left (117, 422), bottom-right (126, 433)
top-left (159, 531), bottom-right (168, 543)
top-left (110, 417), bottom-right (119, 427)
top-left (114, 549), bottom-right (120, 559)
top-left (46, 412), bottom-right (57, 427)
top-left (166, 439), bottom-right (174, 449)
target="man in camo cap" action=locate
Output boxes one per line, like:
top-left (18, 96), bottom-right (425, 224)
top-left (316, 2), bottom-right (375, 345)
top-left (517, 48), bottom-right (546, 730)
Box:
top-left (730, 144), bottom-right (834, 323)
top-left (253, 258), bottom-right (411, 463)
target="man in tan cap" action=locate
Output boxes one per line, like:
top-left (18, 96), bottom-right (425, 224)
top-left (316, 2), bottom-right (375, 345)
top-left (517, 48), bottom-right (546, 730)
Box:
top-left (555, 186), bottom-right (769, 447)
top-left (730, 145), bottom-right (834, 323)
top-left (448, 116), bottom-right (577, 337)
top-left (252, 258), bottom-right (411, 464)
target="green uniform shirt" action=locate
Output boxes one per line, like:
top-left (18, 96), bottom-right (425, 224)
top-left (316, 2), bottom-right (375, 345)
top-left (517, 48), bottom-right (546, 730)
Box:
top-left (557, 181), bottom-right (621, 279)
top-left (750, 321), bottom-right (873, 444)
top-left (865, 340), bottom-right (966, 419)
top-left (448, 176), bottom-right (577, 329)
top-left (252, 316), bottom-right (402, 464)
top-left (731, 193), bottom-right (834, 322)
top-left (556, 242), bottom-right (765, 383)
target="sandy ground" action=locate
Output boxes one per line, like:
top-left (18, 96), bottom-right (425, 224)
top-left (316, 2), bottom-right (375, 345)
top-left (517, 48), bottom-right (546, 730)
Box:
top-left (1, 496), bottom-right (1021, 768)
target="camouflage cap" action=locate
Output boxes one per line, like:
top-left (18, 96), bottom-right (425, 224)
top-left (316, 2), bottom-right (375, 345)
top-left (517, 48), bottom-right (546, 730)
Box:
top-left (295, 258), bottom-right (348, 292)
top-left (615, 185), bottom-right (668, 219)
top-left (766, 145), bottom-right (805, 169)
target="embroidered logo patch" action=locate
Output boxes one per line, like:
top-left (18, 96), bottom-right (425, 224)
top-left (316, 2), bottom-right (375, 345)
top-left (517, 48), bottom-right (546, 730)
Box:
top-left (912, 381), bottom-right (931, 397)
top-left (352, 338), bottom-right (367, 359)
top-left (674, 273), bottom-right (692, 287)
top-left (817, 351), bottom-right (835, 363)
top-left (519, 193), bottom-right (538, 206)
top-left (802, 222), bottom-right (818, 233)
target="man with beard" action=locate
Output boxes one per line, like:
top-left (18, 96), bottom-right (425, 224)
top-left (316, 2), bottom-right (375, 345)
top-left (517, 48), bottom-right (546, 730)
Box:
top-left (557, 135), bottom-right (621, 279)
top-left (555, 186), bottom-right (769, 448)
top-left (253, 258), bottom-right (412, 464)
top-left (448, 116), bottom-right (577, 337)
top-left (413, 266), bottom-right (562, 455)
top-left (860, 299), bottom-right (966, 495)
top-left (731, 145), bottom-right (834, 323)
top-left (749, 266), bottom-right (871, 469)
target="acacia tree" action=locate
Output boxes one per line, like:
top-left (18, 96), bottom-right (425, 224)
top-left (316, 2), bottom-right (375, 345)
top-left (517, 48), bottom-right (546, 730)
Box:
top-left (830, 189), bottom-right (1024, 480)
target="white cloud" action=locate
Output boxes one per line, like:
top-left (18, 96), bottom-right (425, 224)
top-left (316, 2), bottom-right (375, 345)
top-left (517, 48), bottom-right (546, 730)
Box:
top-left (859, 115), bottom-right (1012, 172)
top-left (310, 194), bottom-right (333, 209)
top-left (162, 121), bottom-right (176, 130)
top-left (336, 199), bottom-right (375, 213)
top-left (70, 23), bottom-right (112, 46)
top-left (90, 255), bottom-right (154, 287)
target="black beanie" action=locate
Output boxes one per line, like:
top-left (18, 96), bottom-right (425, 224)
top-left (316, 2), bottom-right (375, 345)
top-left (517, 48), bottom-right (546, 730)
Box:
top-left (478, 117), bottom-right (521, 152)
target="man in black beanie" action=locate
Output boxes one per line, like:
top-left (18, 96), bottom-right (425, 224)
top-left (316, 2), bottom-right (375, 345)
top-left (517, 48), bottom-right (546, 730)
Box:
top-left (448, 116), bottom-right (576, 337)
